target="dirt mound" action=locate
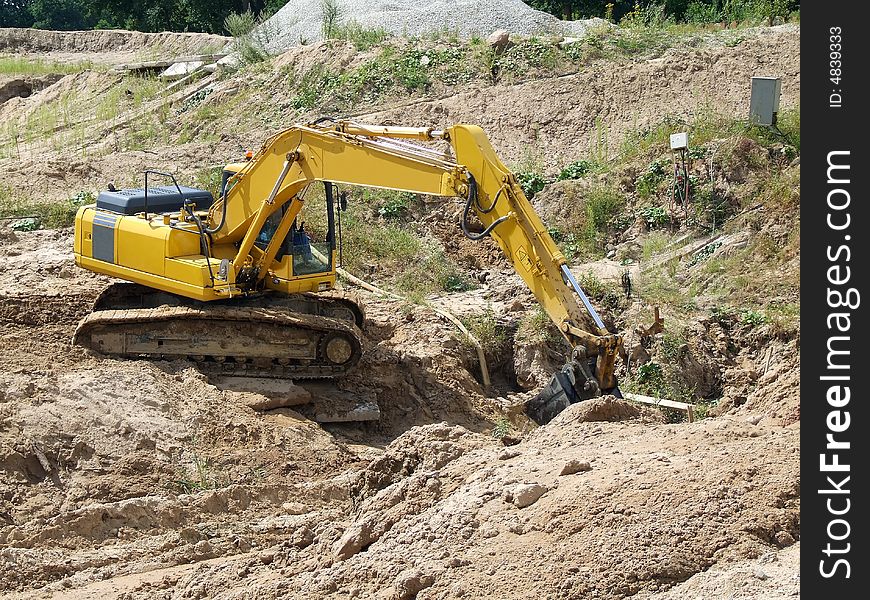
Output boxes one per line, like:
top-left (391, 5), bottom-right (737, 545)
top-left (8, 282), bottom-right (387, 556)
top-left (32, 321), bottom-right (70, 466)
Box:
top-left (645, 542), bottom-right (799, 599)
top-left (356, 24), bottom-right (799, 166)
top-left (116, 414), bottom-right (797, 599)
top-left (0, 27), bottom-right (229, 56)
top-left (0, 74), bottom-right (63, 105)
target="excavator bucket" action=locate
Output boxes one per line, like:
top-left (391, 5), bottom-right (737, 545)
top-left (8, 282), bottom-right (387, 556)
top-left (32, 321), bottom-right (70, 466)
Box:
top-left (524, 359), bottom-right (603, 425)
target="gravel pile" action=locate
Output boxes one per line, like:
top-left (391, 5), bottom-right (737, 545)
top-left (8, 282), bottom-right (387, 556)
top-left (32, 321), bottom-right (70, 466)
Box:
top-left (258, 0), bottom-right (607, 52)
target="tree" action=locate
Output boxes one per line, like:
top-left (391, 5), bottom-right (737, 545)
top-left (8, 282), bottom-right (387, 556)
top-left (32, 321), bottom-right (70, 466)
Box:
top-left (29, 0), bottom-right (89, 29)
top-left (523, 0), bottom-right (636, 21)
top-left (0, 0), bottom-right (32, 27)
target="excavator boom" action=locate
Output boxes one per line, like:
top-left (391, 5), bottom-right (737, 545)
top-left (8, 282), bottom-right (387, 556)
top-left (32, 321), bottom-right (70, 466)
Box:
top-left (73, 120), bottom-right (623, 423)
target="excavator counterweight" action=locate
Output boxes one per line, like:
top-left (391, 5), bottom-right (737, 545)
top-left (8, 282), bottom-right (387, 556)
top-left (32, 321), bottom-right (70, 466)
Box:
top-left (73, 120), bottom-right (623, 423)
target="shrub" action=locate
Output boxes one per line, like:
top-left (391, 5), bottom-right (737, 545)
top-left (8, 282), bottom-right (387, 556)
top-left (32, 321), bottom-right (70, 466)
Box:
top-left (225, 11), bottom-right (269, 65)
top-left (320, 0), bottom-right (342, 39)
top-left (557, 160), bottom-right (596, 181)
top-left (462, 308), bottom-right (507, 355)
top-left (492, 417), bottom-right (512, 439)
top-left (517, 306), bottom-right (561, 345)
top-left (377, 192), bottom-right (414, 220)
top-left (584, 187), bottom-right (625, 236)
top-left (739, 309), bottom-right (767, 327)
top-left (577, 270), bottom-right (622, 310)
top-left (636, 157), bottom-right (669, 198)
top-left (636, 362), bottom-right (664, 387)
top-left (639, 205), bottom-right (670, 229)
top-left (516, 170), bottom-right (549, 199)
top-left (685, 1), bottom-right (722, 23)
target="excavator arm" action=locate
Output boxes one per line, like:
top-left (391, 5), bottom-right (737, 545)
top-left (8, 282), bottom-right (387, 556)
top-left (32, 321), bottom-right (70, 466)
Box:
top-left (207, 121), bottom-right (622, 420)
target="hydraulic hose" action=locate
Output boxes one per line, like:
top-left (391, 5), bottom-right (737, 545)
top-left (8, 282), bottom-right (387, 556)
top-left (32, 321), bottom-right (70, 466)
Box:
top-left (204, 170), bottom-right (231, 235)
top-left (186, 203), bottom-right (216, 287)
top-left (460, 173), bottom-right (509, 241)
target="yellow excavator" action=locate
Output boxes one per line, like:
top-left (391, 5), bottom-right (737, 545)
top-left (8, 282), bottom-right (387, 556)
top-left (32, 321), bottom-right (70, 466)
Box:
top-left (72, 120), bottom-right (622, 423)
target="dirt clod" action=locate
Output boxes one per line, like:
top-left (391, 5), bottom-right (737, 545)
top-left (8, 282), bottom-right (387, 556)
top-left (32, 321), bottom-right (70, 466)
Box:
top-left (560, 459), bottom-right (592, 475)
top-left (506, 483), bottom-right (548, 508)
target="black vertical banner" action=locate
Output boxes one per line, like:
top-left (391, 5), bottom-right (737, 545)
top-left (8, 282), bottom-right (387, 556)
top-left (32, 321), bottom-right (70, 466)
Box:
top-left (802, 2), bottom-right (869, 596)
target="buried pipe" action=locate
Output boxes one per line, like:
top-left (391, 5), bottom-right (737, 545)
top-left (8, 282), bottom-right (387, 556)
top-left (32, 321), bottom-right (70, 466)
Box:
top-left (336, 268), bottom-right (491, 388)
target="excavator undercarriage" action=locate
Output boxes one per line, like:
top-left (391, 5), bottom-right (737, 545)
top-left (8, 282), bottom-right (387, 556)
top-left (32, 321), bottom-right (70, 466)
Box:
top-left (74, 283), bottom-right (364, 379)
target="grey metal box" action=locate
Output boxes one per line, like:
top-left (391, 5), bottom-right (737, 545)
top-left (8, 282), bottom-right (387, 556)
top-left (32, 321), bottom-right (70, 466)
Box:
top-left (749, 77), bottom-right (781, 126)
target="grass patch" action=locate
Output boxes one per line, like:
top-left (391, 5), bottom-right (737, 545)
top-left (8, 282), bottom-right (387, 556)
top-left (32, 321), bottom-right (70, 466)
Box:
top-left (461, 307), bottom-right (508, 355)
top-left (95, 74), bottom-right (164, 123)
top-left (516, 306), bottom-right (562, 345)
top-left (641, 230), bottom-right (671, 262)
top-left (330, 21), bottom-right (391, 50)
top-left (0, 56), bottom-right (93, 75)
top-left (492, 37), bottom-right (559, 81)
top-left (394, 249), bottom-right (475, 298)
top-left (0, 186), bottom-right (92, 229)
top-left (548, 186), bottom-right (627, 259)
top-left (576, 270), bottom-right (623, 310)
top-left (171, 450), bottom-right (226, 494)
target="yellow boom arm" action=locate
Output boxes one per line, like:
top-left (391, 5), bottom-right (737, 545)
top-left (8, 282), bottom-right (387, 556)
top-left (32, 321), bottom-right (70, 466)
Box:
top-left (206, 121), bottom-right (621, 390)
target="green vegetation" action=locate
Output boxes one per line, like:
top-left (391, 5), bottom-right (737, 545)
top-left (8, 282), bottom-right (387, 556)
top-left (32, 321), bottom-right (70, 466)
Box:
top-left (636, 158), bottom-right (669, 198)
top-left (639, 205), bottom-right (670, 229)
top-left (557, 160), bottom-right (599, 181)
top-left (0, 186), bottom-right (92, 229)
top-left (576, 272), bottom-right (622, 311)
top-left (557, 186), bottom-right (626, 258)
top-left (320, 0), bottom-right (342, 39)
top-left (193, 166), bottom-right (225, 200)
top-left (0, 71), bottom-right (169, 159)
top-left (491, 37), bottom-right (559, 82)
top-left (0, 1), bottom-right (799, 35)
top-left (461, 308), bottom-right (508, 355)
top-left (329, 21), bottom-right (391, 50)
top-left (1, 1), bottom-right (292, 35)
top-left (394, 249), bottom-right (476, 298)
top-left (287, 45), bottom-right (446, 110)
top-left (516, 170), bottom-right (549, 200)
top-left (624, 328), bottom-right (698, 421)
top-left (516, 306), bottom-right (562, 345)
top-left (225, 10), bottom-right (269, 65)
top-left (296, 186), bottom-right (471, 300)
top-left (524, 0), bottom-right (798, 26)
top-left (0, 56), bottom-right (94, 75)
top-left (376, 192), bottom-right (415, 220)
top-left (491, 417), bottom-right (512, 440)
top-left (172, 450), bottom-right (226, 494)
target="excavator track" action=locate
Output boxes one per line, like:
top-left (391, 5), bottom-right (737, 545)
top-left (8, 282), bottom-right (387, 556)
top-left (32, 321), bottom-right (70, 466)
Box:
top-left (74, 284), bottom-right (364, 379)
top-left (91, 283), bottom-right (365, 328)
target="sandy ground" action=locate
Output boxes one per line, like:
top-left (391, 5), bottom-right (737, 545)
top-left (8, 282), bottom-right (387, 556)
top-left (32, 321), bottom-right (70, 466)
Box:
top-left (0, 227), bottom-right (799, 599)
